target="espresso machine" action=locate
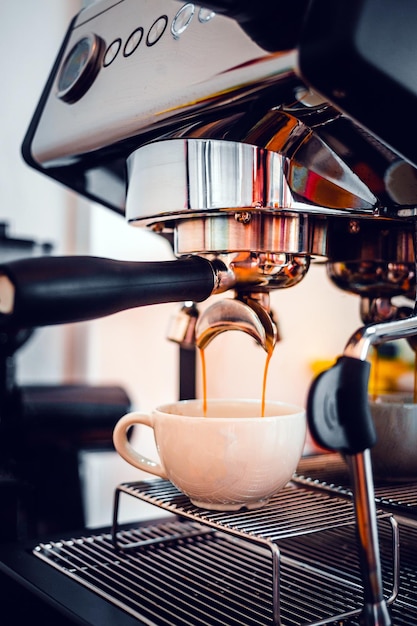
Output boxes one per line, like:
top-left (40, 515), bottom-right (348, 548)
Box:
top-left (1, 1), bottom-right (417, 624)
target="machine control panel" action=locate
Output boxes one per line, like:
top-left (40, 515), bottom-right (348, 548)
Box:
top-left (31, 0), bottom-right (289, 167)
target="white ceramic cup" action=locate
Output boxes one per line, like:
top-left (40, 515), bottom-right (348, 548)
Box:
top-left (113, 398), bottom-right (306, 511)
top-left (369, 393), bottom-right (417, 481)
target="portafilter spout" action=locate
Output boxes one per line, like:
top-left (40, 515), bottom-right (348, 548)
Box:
top-left (195, 293), bottom-right (278, 353)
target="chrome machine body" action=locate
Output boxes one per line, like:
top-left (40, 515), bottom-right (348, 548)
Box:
top-left (22, 0), bottom-right (417, 343)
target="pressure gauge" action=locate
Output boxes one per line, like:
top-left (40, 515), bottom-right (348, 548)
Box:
top-left (57, 34), bottom-right (104, 104)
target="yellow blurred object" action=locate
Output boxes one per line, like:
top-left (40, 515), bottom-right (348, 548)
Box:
top-left (310, 359), bottom-right (337, 378)
top-left (310, 349), bottom-right (414, 398)
top-left (368, 348), bottom-right (413, 397)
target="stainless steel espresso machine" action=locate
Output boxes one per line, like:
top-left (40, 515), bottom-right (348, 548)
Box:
top-left (1, 1), bottom-right (417, 625)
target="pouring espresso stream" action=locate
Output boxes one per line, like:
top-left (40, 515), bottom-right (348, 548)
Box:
top-left (195, 296), bottom-right (278, 416)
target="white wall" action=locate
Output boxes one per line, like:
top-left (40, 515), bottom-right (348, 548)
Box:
top-left (0, 0), bottom-right (84, 382)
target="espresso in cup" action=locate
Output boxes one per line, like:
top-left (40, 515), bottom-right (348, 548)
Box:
top-left (113, 398), bottom-right (306, 511)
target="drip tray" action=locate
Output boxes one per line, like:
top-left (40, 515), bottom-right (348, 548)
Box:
top-left (33, 522), bottom-right (364, 626)
top-left (31, 476), bottom-right (416, 626)
top-left (32, 517), bottom-right (417, 626)
top-left (28, 455), bottom-right (417, 626)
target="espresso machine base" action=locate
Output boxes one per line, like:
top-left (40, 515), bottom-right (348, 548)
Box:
top-left (1, 454), bottom-right (417, 626)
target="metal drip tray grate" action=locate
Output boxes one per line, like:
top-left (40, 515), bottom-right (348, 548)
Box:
top-left (28, 456), bottom-right (417, 626)
top-left (109, 480), bottom-right (378, 624)
top-left (280, 522), bottom-right (417, 624)
top-left (34, 522), bottom-right (280, 626)
top-left (32, 517), bottom-right (416, 626)
top-left (295, 454), bottom-right (417, 517)
top-left (30, 478), bottom-right (407, 626)
top-left (31, 524), bottom-right (364, 626)
top-left (112, 480), bottom-right (359, 546)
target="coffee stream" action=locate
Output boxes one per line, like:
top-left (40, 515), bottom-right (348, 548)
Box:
top-left (199, 345), bottom-right (274, 417)
top-left (261, 350), bottom-right (273, 417)
top-left (200, 347), bottom-right (208, 416)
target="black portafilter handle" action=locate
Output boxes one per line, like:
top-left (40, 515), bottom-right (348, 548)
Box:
top-left (0, 255), bottom-right (215, 329)
top-left (201, 0), bottom-right (310, 52)
top-left (306, 355), bottom-right (376, 454)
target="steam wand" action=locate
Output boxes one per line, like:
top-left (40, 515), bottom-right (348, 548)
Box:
top-left (307, 312), bottom-right (417, 626)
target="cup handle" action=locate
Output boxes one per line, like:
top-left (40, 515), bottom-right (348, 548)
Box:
top-left (112, 412), bottom-right (167, 479)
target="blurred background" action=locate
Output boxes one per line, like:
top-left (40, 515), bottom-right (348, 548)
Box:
top-left (1, 0), bottom-right (389, 531)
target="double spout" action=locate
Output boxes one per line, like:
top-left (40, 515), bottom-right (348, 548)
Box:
top-left (195, 293), bottom-right (278, 354)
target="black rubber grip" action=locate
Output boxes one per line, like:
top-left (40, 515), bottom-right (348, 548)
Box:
top-left (306, 355), bottom-right (376, 454)
top-left (201, 0), bottom-right (310, 52)
top-left (0, 255), bottom-right (215, 329)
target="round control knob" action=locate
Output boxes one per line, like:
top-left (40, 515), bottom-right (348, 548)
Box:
top-left (56, 33), bottom-right (104, 104)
